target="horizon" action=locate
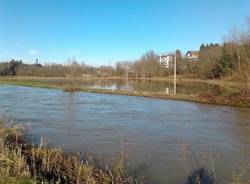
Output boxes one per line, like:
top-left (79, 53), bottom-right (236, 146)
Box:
top-left (0, 0), bottom-right (250, 66)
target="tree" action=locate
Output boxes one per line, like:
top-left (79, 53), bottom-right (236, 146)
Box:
top-left (219, 45), bottom-right (232, 75)
top-left (200, 44), bottom-right (205, 50)
top-left (198, 43), bottom-right (222, 79)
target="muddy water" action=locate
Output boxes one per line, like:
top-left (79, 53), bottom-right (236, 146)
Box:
top-left (0, 85), bottom-right (250, 183)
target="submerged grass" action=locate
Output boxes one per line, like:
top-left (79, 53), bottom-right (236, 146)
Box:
top-left (0, 118), bottom-right (139, 184)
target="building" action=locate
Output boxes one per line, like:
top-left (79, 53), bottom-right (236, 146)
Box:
top-left (186, 51), bottom-right (199, 61)
top-left (159, 54), bottom-right (174, 68)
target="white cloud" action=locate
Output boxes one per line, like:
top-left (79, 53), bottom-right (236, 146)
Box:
top-left (28, 49), bottom-right (38, 55)
top-left (69, 50), bottom-right (80, 55)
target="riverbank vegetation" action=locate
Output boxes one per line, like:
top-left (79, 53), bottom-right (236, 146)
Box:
top-left (0, 118), bottom-right (139, 184)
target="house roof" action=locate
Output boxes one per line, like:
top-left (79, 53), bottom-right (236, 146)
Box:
top-left (186, 51), bottom-right (199, 55)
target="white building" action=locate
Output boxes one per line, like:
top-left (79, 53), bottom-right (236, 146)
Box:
top-left (159, 54), bottom-right (174, 68)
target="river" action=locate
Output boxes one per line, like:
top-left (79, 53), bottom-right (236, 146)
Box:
top-left (0, 85), bottom-right (250, 183)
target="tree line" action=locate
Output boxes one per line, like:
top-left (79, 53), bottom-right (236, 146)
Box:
top-left (0, 59), bottom-right (114, 77)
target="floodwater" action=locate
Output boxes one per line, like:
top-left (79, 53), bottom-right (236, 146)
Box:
top-left (0, 85), bottom-right (250, 183)
top-left (26, 77), bottom-right (229, 95)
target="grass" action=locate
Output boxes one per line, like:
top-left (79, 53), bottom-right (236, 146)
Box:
top-left (0, 118), bottom-right (139, 184)
top-left (0, 177), bottom-right (35, 184)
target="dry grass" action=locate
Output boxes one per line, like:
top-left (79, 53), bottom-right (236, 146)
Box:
top-left (0, 119), bottom-right (32, 183)
top-left (0, 118), bottom-right (139, 184)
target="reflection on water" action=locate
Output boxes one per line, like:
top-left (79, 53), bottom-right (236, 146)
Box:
top-left (83, 79), bottom-right (224, 95)
top-left (0, 85), bottom-right (250, 184)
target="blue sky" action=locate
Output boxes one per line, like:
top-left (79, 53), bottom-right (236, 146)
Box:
top-left (0, 0), bottom-right (250, 66)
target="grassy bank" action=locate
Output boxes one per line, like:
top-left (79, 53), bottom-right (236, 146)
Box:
top-left (0, 118), bottom-right (138, 184)
top-left (0, 77), bottom-right (249, 108)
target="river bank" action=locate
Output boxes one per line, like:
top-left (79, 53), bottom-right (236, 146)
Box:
top-left (0, 118), bottom-right (138, 184)
top-left (0, 117), bottom-right (221, 184)
top-left (0, 77), bottom-right (249, 108)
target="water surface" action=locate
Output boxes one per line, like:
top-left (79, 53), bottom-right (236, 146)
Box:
top-left (0, 85), bottom-right (249, 183)
top-left (17, 77), bottom-right (230, 95)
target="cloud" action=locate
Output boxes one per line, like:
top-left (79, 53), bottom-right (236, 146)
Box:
top-left (28, 49), bottom-right (38, 55)
top-left (69, 50), bottom-right (80, 55)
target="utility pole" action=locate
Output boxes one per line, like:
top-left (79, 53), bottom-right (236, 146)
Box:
top-left (35, 58), bottom-right (38, 74)
top-left (173, 52), bottom-right (176, 95)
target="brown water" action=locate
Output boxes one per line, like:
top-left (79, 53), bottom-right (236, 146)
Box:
top-left (0, 85), bottom-right (250, 183)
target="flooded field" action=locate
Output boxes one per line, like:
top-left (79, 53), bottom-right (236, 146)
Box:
top-left (0, 85), bottom-right (250, 183)
top-left (1, 77), bottom-right (232, 96)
